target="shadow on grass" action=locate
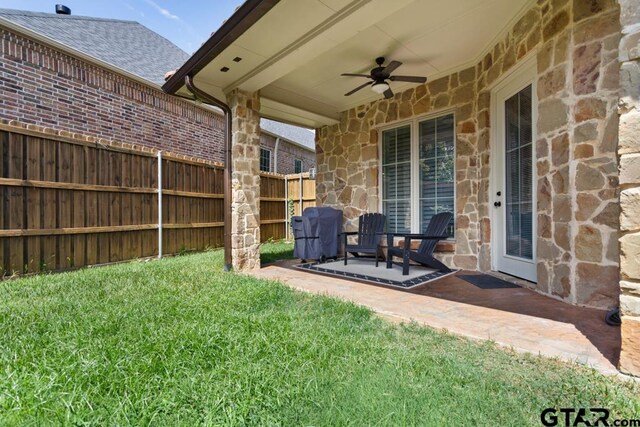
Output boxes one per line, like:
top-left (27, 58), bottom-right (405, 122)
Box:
top-left (260, 241), bottom-right (295, 265)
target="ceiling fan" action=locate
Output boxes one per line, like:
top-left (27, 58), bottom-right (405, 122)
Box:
top-left (341, 57), bottom-right (427, 99)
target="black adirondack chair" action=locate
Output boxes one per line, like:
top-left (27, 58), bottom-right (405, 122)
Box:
top-left (343, 213), bottom-right (386, 266)
top-left (386, 212), bottom-right (453, 275)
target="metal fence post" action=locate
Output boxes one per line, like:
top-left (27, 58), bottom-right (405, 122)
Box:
top-left (284, 175), bottom-right (289, 241)
top-left (299, 173), bottom-right (303, 216)
top-left (157, 151), bottom-right (163, 258)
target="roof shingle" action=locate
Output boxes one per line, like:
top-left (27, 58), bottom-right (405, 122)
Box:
top-left (0, 8), bottom-right (189, 85)
top-left (260, 118), bottom-right (315, 151)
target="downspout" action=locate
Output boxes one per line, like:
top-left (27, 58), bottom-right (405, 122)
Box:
top-left (273, 137), bottom-right (280, 173)
top-left (184, 75), bottom-right (232, 272)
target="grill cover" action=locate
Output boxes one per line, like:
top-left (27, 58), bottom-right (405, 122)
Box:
top-left (292, 207), bottom-right (342, 261)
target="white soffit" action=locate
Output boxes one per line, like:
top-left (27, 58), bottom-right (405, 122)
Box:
top-left (192, 0), bottom-right (533, 128)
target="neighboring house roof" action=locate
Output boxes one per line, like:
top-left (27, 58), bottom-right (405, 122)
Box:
top-left (0, 8), bottom-right (189, 85)
top-left (260, 118), bottom-right (315, 151)
top-left (0, 7), bottom-right (315, 150)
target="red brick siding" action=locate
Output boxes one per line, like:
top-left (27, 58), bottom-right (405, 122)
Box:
top-left (0, 28), bottom-right (225, 162)
top-left (260, 132), bottom-right (316, 175)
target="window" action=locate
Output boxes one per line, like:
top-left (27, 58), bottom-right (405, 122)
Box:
top-left (382, 125), bottom-right (411, 233)
top-left (381, 113), bottom-right (455, 236)
top-left (260, 148), bottom-right (272, 172)
top-left (419, 115), bottom-right (455, 237)
top-left (294, 159), bottom-right (303, 174)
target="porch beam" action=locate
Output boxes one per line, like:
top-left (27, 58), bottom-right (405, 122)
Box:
top-left (224, 0), bottom-right (413, 94)
top-left (260, 96), bottom-right (339, 128)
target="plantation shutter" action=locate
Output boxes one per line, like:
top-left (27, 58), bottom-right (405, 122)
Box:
top-left (382, 125), bottom-right (411, 233)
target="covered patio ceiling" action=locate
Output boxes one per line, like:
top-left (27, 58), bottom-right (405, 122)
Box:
top-left (165, 0), bottom-right (533, 128)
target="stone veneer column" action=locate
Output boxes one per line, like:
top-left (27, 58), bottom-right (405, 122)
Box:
top-left (618, 0), bottom-right (640, 377)
top-left (227, 89), bottom-right (261, 271)
top-left (534, 0), bottom-right (621, 307)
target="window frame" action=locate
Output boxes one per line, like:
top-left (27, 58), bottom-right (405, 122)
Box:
top-left (377, 109), bottom-right (456, 236)
top-left (260, 147), bottom-right (272, 172)
top-left (294, 158), bottom-right (303, 174)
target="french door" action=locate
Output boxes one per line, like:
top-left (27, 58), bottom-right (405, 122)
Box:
top-left (492, 58), bottom-right (537, 282)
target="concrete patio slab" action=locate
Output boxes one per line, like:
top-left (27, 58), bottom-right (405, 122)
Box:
top-left (251, 261), bottom-right (621, 375)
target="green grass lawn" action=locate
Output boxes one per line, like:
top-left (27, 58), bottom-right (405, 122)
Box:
top-left (0, 243), bottom-right (638, 426)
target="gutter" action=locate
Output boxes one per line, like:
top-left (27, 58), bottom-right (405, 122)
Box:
top-left (162, 0), bottom-right (280, 95)
top-left (273, 137), bottom-right (280, 173)
top-left (184, 76), bottom-right (233, 272)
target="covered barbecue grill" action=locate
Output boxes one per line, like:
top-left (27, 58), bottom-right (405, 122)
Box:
top-left (292, 207), bottom-right (342, 262)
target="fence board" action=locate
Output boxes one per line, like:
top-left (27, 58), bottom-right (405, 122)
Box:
top-left (41, 137), bottom-right (56, 271)
top-left (96, 148), bottom-right (110, 264)
top-left (58, 141), bottom-right (72, 269)
top-left (8, 133), bottom-right (23, 272)
top-left (85, 146), bottom-right (98, 266)
top-left (72, 143), bottom-right (86, 268)
top-left (25, 136), bottom-right (41, 273)
top-left (0, 133), bottom-right (4, 273)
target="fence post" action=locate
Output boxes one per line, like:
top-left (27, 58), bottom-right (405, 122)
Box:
top-left (157, 151), bottom-right (163, 258)
top-left (299, 173), bottom-right (303, 216)
top-left (284, 175), bottom-right (289, 241)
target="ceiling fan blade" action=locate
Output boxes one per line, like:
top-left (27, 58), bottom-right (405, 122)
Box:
top-left (383, 87), bottom-right (394, 99)
top-left (382, 60), bottom-right (402, 75)
top-left (344, 81), bottom-right (372, 96)
top-left (341, 73), bottom-right (371, 78)
top-left (389, 75), bottom-right (427, 83)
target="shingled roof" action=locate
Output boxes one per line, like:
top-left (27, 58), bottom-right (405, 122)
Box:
top-left (0, 8), bottom-right (189, 85)
top-left (260, 119), bottom-right (315, 151)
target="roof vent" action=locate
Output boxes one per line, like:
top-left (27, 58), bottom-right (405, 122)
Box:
top-left (55, 5), bottom-right (71, 15)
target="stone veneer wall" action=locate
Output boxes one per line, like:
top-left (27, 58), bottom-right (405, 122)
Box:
top-left (228, 89), bottom-right (261, 271)
top-left (315, 0), bottom-right (621, 309)
top-left (617, 0), bottom-right (640, 376)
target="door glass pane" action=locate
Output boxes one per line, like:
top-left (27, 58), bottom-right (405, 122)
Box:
top-left (504, 85), bottom-right (533, 259)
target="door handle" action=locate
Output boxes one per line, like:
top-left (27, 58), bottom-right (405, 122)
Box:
top-left (494, 201), bottom-right (501, 207)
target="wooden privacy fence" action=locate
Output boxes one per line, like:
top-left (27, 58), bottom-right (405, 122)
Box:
top-left (0, 124), bottom-right (315, 276)
top-left (260, 172), bottom-right (317, 241)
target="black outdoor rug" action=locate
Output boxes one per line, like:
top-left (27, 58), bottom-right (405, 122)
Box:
top-left (458, 274), bottom-right (521, 289)
top-left (295, 258), bottom-right (458, 289)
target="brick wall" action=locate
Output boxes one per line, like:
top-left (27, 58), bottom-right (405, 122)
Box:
top-left (0, 27), bottom-right (225, 163)
top-left (260, 132), bottom-right (316, 174)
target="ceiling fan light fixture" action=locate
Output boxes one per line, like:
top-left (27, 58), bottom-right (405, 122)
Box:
top-left (371, 81), bottom-right (389, 94)
top-left (342, 58), bottom-right (425, 98)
